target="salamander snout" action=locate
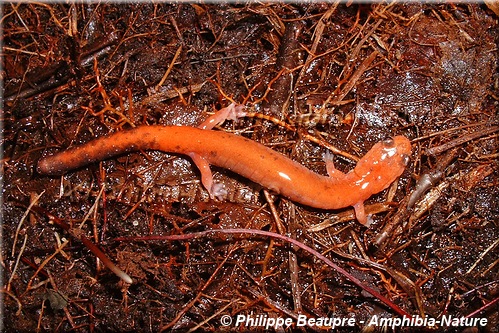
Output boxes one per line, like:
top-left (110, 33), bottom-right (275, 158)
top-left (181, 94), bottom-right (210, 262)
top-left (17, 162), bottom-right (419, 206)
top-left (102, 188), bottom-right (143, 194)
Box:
top-left (391, 136), bottom-right (412, 159)
top-left (381, 137), bottom-right (412, 159)
top-left (375, 136), bottom-right (412, 166)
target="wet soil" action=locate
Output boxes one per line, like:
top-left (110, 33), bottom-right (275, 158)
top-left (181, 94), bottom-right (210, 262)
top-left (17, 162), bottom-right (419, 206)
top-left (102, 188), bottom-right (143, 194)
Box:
top-left (2, 3), bottom-right (498, 332)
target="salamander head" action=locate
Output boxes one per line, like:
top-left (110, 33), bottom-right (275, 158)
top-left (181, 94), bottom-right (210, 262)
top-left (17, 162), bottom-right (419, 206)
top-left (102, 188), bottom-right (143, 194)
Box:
top-left (353, 136), bottom-right (411, 196)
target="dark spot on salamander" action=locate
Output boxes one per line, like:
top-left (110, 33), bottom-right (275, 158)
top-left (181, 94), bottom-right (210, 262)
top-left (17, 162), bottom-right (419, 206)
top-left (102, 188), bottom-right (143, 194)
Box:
top-left (209, 151), bottom-right (218, 158)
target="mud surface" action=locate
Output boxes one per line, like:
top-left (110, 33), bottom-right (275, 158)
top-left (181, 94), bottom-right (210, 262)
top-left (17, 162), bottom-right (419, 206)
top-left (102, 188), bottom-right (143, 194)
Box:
top-left (3, 3), bottom-right (498, 332)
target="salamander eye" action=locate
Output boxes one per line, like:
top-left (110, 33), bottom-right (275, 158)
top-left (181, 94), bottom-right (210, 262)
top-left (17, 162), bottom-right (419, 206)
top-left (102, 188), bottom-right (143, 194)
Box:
top-left (383, 138), bottom-right (395, 147)
top-left (401, 154), bottom-right (410, 165)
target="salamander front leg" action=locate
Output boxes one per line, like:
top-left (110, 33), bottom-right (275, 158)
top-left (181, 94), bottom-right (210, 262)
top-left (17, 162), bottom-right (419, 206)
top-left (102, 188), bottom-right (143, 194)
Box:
top-left (188, 152), bottom-right (227, 199)
top-left (353, 202), bottom-right (372, 227)
top-left (324, 152), bottom-right (346, 179)
top-left (325, 153), bottom-right (372, 226)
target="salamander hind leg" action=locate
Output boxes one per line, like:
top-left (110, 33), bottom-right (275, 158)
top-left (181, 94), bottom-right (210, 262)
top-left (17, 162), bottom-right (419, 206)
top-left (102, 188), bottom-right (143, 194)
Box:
top-left (198, 103), bottom-right (247, 130)
top-left (188, 152), bottom-right (226, 200)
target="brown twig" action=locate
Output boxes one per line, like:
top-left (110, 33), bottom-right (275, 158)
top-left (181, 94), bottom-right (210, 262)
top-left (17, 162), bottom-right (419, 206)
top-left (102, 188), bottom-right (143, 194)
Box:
top-left (426, 126), bottom-right (498, 156)
top-left (30, 206), bottom-right (132, 284)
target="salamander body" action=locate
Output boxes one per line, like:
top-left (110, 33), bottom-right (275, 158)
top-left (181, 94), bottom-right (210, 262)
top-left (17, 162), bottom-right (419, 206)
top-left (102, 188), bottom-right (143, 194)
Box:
top-left (38, 106), bottom-right (411, 226)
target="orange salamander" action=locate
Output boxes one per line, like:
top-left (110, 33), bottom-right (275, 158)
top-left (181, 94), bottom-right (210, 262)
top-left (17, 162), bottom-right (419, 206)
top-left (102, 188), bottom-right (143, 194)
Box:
top-left (37, 103), bottom-right (411, 226)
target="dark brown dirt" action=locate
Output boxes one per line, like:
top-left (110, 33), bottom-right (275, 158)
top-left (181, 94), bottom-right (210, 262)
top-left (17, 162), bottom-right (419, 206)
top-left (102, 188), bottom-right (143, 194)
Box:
top-left (2, 3), bottom-right (498, 332)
